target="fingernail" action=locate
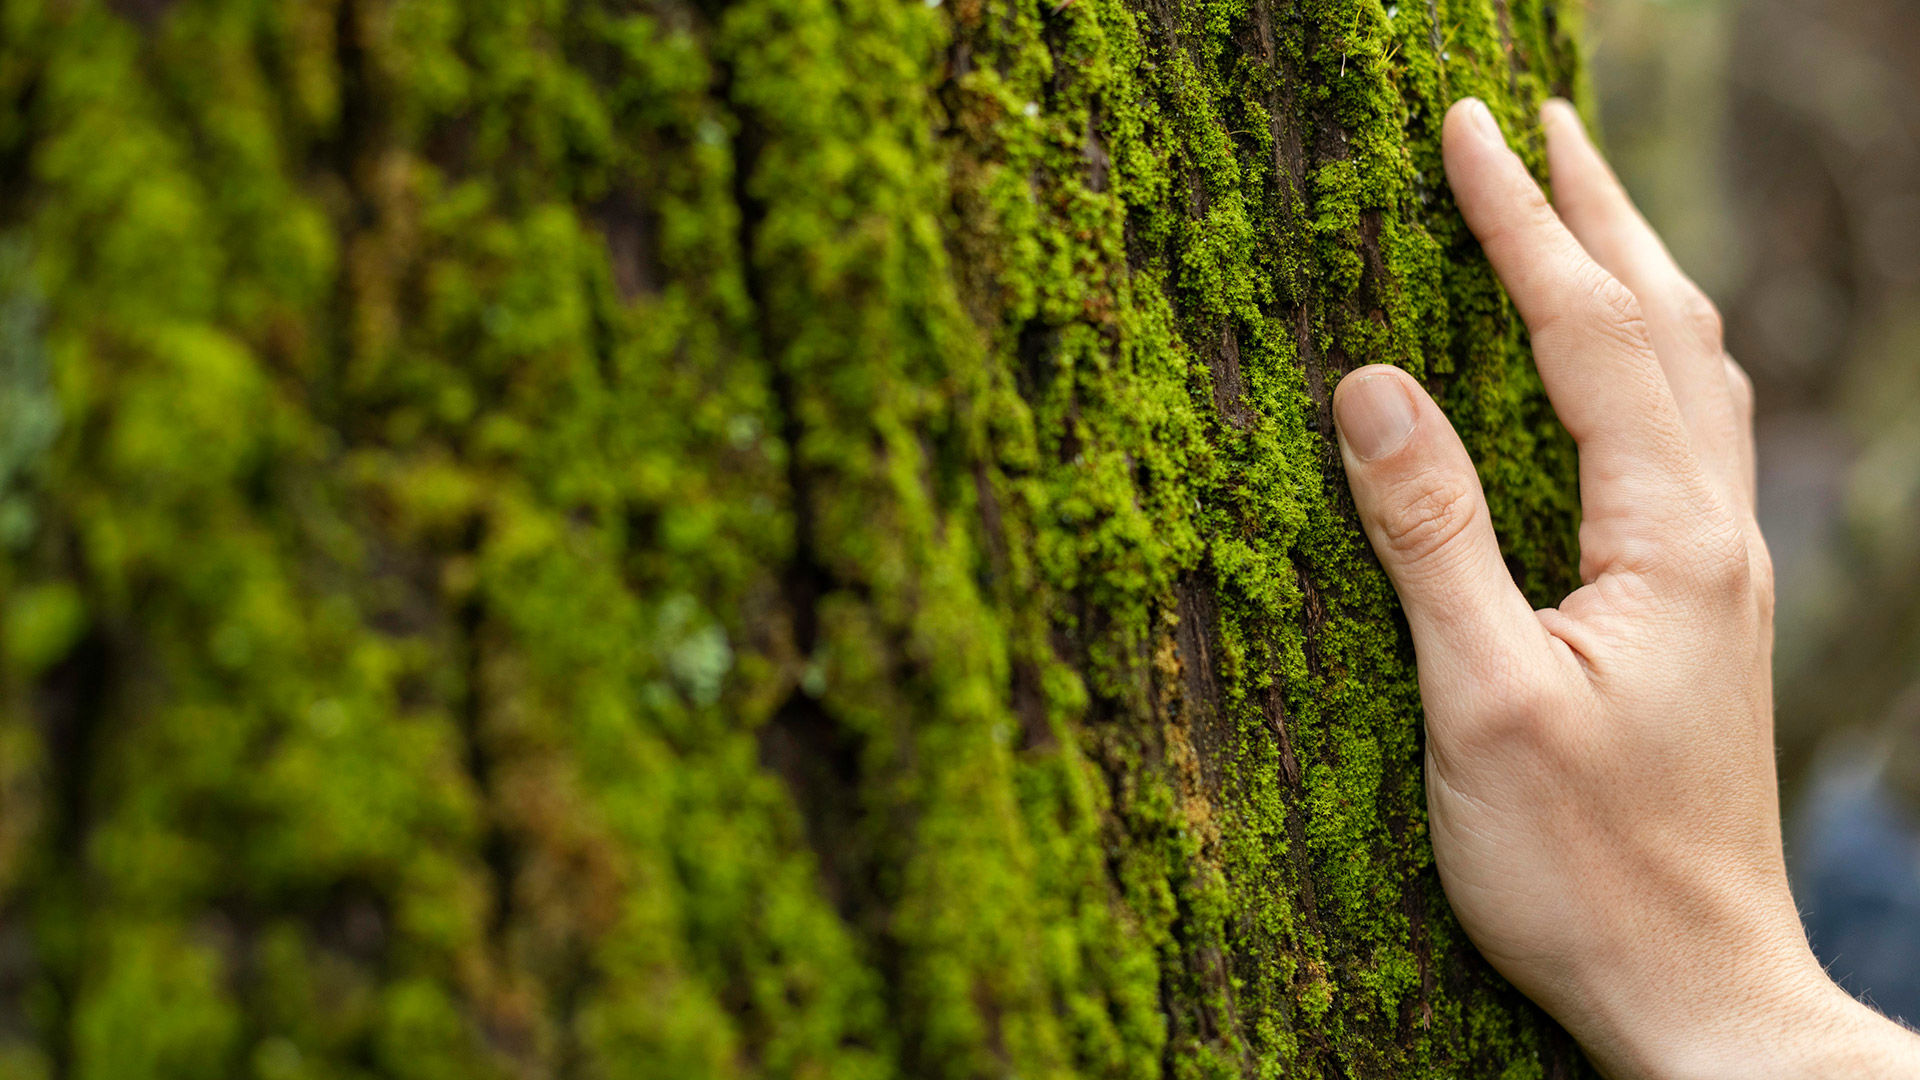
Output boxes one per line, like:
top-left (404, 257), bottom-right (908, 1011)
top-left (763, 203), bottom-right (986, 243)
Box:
top-left (1465, 98), bottom-right (1503, 146)
top-left (1335, 372), bottom-right (1418, 461)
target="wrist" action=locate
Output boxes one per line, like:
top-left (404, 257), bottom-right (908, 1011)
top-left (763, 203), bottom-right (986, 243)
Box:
top-left (1571, 924), bottom-right (1825, 1080)
top-left (1596, 949), bottom-right (1916, 1080)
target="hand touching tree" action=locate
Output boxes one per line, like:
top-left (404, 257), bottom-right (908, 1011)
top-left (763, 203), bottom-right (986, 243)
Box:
top-left (1333, 99), bottom-right (1920, 1080)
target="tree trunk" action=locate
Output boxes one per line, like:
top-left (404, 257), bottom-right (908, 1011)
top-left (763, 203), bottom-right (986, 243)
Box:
top-left (0, 0), bottom-right (1591, 1076)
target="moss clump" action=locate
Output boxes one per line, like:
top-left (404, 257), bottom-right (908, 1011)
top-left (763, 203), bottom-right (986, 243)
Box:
top-left (0, 0), bottom-right (1588, 1076)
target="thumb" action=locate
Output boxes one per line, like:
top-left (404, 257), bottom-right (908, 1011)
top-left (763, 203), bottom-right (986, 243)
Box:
top-left (1334, 366), bottom-right (1548, 709)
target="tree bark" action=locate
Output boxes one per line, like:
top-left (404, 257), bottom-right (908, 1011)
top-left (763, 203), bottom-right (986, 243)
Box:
top-left (0, 0), bottom-right (1591, 1076)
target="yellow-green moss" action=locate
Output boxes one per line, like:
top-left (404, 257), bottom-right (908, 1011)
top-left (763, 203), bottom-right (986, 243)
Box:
top-left (0, 0), bottom-right (1588, 1076)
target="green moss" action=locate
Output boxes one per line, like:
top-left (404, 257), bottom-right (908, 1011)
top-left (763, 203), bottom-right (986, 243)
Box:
top-left (0, 0), bottom-right (1588, 1076)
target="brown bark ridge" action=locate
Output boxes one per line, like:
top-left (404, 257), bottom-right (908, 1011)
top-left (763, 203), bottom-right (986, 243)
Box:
top-left (0, 0), bottom-right (1588, 1076)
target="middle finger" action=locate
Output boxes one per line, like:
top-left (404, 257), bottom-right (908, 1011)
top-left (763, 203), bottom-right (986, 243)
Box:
top-left (1540, 100), bottom-right (1748, 515)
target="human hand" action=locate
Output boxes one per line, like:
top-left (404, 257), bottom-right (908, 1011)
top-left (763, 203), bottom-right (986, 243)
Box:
top-left (1332, 98), bottom-right (1920, 1079)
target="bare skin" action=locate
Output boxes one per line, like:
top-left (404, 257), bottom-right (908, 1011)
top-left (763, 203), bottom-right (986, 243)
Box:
top-left (1332, 97), bottom-right (1920, 1080)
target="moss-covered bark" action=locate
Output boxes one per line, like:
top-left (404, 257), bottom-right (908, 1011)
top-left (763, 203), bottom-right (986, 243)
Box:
top-left (0, 0), bottom-right (1591, 1076)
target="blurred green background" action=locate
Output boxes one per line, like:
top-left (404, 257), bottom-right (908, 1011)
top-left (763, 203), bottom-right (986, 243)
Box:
top-left (1592, 0), bottom-right (1920, 1017)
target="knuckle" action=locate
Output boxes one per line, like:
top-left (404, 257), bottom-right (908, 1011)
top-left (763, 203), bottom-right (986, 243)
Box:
top-left (1688, 515), bottom-right (1754, 599)
top-left (1377, 471), bottom-right (1482, 566)
top-left (1464, 676), bottom-right (1580, 763)
top-left (1748, 537), bottom-right (1777, 620)
top-left (1534, 265), bottom-right (1657, 360)
top-left (1481, 183), bottom-right (1562, 261)
top-left (1723, 357), bottom-right (1755, 418)
top-left (1475, 675), bottom-right (1554, 736)
top-left (1514, 176), bottom-right (1561, 233)
top-left (1674, 285), bottom-right (1726, 351)
top-left (1583, 271), bottom-right (1656, 353)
